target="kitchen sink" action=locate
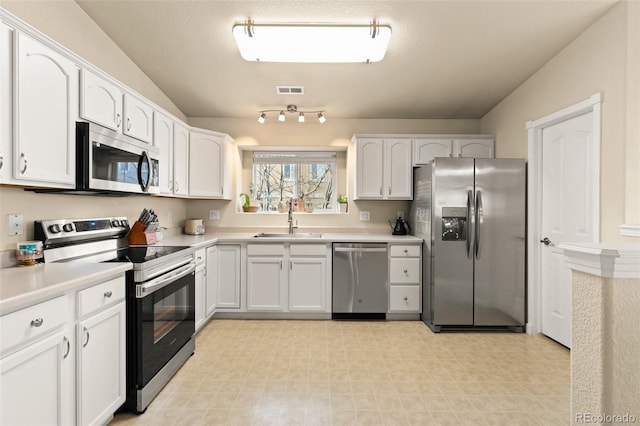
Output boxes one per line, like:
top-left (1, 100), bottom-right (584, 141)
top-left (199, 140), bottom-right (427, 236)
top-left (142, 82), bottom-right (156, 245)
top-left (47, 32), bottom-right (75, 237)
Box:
top-left (253, 233), bottom-right (324, 239)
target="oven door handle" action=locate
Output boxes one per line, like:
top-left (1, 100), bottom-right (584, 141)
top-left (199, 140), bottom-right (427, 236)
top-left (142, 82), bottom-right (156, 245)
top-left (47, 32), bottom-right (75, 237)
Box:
top-left (136, 262), bottom-right (196, 298)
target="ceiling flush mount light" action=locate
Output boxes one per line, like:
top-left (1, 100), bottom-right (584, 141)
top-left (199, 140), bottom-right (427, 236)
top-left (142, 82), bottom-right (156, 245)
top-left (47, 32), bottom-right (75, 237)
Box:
top-left (233, 19), bottom-right (391, 63)
top-left (258, 105), bottom-right (326, 124)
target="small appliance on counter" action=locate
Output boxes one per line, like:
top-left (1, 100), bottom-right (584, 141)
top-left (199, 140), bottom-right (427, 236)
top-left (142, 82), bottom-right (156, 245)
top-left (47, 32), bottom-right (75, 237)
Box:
top-left (390, 217), bottom-right (410, 235)
top-left (184, 219), bottom-right (205, 235)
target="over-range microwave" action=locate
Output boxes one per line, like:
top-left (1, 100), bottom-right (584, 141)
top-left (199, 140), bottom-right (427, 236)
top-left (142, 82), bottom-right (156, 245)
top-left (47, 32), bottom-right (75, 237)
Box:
top-left (76, 121), bottom-right (160, 195)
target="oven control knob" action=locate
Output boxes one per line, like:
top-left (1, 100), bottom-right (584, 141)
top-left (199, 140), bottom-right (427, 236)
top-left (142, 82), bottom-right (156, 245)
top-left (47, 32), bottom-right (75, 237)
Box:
top-left (112, 219), bottom-right (121, 227)
top-left (48, 224), bottom-right (61, 234)
top-left (121, 219), bottom-right (128, 227)
top-left (62, 223), bottom-right (74, 232)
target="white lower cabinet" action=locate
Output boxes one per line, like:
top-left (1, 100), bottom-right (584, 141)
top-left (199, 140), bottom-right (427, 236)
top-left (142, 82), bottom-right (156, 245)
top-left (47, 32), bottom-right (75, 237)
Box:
top-left (288, 257), bottom-right (326, 311)
top-left (207, 245), bottom-right (241, 312)
top-left (76, 302), bottom-right (126, 426)
top-left (0, 329), bottom-right (73, 426)
top-left (247, 256), bottom-right (287, 311)
top-left (0, 274), bottom-right (126, 426)
top-left (388, 244), bottom-right (422, 314)
top-left (389, 286), bottom-right (420, 312)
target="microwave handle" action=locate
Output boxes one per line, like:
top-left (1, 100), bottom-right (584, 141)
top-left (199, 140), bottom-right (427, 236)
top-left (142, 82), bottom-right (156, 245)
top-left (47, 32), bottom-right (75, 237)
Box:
top-left (138, 151), bottom-right (151, 192)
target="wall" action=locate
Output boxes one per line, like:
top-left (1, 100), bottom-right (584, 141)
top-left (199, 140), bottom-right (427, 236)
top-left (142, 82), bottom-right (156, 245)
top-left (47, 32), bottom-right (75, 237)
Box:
top-left (480, 1), bottom-right (637, 243)
top-left (186, 118), bottom-right (481, 232)
top-left (1, 0), bottom-right (185, 120)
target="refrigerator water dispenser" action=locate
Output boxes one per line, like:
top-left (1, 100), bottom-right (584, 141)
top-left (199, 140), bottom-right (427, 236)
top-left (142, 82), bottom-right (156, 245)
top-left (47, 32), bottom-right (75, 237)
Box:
top-left (441, 207), bottom-right (467, 241)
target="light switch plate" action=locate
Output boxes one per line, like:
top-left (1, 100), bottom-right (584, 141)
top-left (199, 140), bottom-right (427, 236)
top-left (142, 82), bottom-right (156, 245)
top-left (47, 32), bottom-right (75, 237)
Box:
top-left (8, 214), bottom-right (23, 236)
top-left (167, 211), bottom-right (173, 222)
top-left (209, 209), bottom-right (220, 220)
top-left (359, 211), bottom-right (370, 221)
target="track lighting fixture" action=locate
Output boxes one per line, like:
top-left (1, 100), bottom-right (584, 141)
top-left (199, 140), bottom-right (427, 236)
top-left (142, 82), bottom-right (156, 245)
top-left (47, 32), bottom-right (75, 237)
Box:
top-left (257, 104), bottom-right (326, 124)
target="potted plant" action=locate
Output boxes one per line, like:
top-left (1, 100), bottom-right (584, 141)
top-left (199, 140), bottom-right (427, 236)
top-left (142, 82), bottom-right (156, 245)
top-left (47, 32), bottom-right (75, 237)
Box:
top-left (337, 194), bottom-right (348, 213)
top-left (239, 192), bottom-right (259, 212)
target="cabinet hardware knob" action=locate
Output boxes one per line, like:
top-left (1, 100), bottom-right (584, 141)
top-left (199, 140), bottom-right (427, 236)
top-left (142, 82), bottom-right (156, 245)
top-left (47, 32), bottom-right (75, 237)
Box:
top-left (540, 237), bottom-right (552, 246)
top-left (127, 118), bottom-right (132, 131)
top-left (0, 153), bottom-right (3, 170)
top-left (388, 187), bottom-right (391, 195)
top-left (104, 290), bottom-right (113, 298)
top-left (30, 317), bottom-right (43, 327)
top-left (403, 269), bottom-right (408, 274)
top-left (379, 187), bottom-right (383, 196)
top-left (116, 113), bottom-right (122, 127)
top-left (404, 297), bottom-right (408, 301)
top-left (403, 249), bottom-right (408, 254)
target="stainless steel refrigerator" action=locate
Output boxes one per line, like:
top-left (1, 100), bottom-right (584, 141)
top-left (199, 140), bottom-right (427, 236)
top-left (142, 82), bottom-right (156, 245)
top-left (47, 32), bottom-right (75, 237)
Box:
top-left (410, 158), bottom-right (526, 332)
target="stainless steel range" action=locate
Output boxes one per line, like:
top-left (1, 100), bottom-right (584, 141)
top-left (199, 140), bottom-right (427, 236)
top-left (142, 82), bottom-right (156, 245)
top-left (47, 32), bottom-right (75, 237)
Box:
top-left (35, 217), bottom-right (196, 414)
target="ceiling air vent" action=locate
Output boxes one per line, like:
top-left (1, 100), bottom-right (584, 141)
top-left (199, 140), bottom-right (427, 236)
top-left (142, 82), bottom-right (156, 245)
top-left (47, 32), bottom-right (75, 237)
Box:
top-left (276, 86), bottom-right (304, 95)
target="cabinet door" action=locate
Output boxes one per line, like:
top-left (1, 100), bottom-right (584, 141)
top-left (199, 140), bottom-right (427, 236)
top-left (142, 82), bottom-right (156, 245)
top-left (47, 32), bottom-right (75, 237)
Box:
top-left (14, 31), bottom-right (77, 187)
top-left (195, 267), bottom-right (206, 331)
top-left (189, 131), bottom-right (225, 198)
top-left (123, 93), bottom-right (153, 143)
top-left (389, 286), bottom-right (420, 312)
top-left (153, 113), bottom-right (174, 194)
top-left (1, 330), bottom-right (73, 426)
top-left (77, 302), bottom-right (125, 426)
top-left (413, 138), bottom-right (452, 165)
top-left (289, 257), bottom-right (326, 312)
top-left (172, 123), bottom-right (189, 196)
top-left (80, 69), bottom-right (123, 132)
top-left (208, 245), bottom-right (241, 312)
top-left (247, 257), bottom-right (286, 311)
top-left (355, 138), bottom-right (384, 199)
top-left (454, 139), bottom-right (494, 158)
top-left (0, 22), bottom-right (13, 183)
top-left (385, 138), bottom-right (412, 199)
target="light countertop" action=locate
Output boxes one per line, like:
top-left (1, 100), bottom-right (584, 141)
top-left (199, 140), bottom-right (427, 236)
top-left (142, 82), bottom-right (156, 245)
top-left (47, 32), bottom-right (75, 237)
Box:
top-left (0, 262), bottom-right (132, 315)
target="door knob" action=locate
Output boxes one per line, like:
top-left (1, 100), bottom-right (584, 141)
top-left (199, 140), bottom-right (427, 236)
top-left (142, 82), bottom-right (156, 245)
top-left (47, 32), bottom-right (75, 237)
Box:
top-left (540, 237), bottom-right (551, 246)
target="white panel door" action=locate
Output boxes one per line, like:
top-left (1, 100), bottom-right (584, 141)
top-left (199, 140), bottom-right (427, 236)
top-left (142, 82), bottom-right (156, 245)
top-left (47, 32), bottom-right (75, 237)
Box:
top-left (153, 113), bottom-right (174, 194)
top-left (246, 257), bottom-right (286, 311)
top-left (289, 258), bottom-right (326, 311)
top-left (80, 69), bottom-right (123, 132)
top-left (15, 31), bottom-right (77, 187)
top-left (385, 138), bottom-right (412, 199)
top-left (77, 302), bottom-right (126, 426)
top-left (413, 138), bottom-right (452, 165)
top-left (454, 139), bottom-right (495, 158)
top-left (173, 123), bottom-right (189, 196)
top-left (123, 94), bottom-right (153, 143)
top-left (541, 112), bottom-right (595, 348)
top-left (1, 330), bottom-right (73, 426)
top-left (356, 138), bottom-right (384, 199)
top-left (208, 245), bottom-right (241, 311)
top-left (1, 22), bottom-right (13, 183)
top-left (189, 131), bottom-right (225, 198)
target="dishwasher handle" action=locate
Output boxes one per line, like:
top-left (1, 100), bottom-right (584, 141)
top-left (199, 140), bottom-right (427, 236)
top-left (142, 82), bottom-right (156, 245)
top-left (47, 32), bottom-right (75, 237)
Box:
top-left (334, 247), bottom-right (387, 253)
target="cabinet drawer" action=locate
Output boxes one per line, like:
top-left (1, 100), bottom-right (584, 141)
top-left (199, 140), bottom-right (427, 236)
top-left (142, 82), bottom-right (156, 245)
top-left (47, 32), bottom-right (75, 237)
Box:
top-left (194, 248), bottom-right (206, 266)
top-left (289, 244), bottom-right (327, 256)
top-left (389, 286), bottom-right (420, 312)
top-left (389, 258), bottom-right (420, 283)
top-left (77, 276), bottom-right (125, 318)
top-left (389, 245), bottom-right (420, 257)
top-left (0, 295), bottom-right (67, 353)
top-left (247, 244), bottom-right (285, 256)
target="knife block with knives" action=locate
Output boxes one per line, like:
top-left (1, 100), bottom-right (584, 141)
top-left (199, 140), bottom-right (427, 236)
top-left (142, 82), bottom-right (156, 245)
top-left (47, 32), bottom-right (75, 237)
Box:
top-left (128, 208), bottom-right (159, 245)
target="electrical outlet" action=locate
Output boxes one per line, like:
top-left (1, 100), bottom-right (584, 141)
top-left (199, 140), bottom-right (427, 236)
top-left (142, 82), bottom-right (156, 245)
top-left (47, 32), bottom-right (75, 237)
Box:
top-left (397, 211), bottom-right (405, 219)
top-left (167, 211), bottom-right (173, 222)
top-left (359, 211), bottom-right (370, 221)
top-left (209, 209), bottom-right (220, 220)
top-left (8, 214), bottom-right (23, 236)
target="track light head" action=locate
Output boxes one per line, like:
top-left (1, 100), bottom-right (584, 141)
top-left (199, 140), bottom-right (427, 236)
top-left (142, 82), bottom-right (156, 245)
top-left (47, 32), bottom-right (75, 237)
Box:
top-left (278, 111), bottom-right (285, 122)
top-left (298, 112), bottom-right (305, 123)
top-left (317, 112), bottom-right (326, 124)
top-left (258, 112), bottom-right (266, 124)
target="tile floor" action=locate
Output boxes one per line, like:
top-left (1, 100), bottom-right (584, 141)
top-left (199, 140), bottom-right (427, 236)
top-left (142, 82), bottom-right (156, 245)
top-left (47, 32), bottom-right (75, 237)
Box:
top-left (111, 320), bottom-right (570, 426)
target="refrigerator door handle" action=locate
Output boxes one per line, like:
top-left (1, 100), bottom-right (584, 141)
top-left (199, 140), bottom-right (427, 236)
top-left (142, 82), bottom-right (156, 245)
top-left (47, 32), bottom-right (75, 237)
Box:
top-left (475, 190), bottom-right (483, 258)
top-left (467, 189), bottom-right (474, 259)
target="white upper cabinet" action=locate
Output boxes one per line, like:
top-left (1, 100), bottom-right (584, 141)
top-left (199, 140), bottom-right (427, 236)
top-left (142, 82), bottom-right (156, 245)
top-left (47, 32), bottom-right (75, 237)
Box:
top-left (354, 137), bottom-right (412, 200)
top-left (123, 94), bottom-right (153, 143)
top-left (14, 31), bottom-right (77, 187)
top-left (153, 112), bottom-right (174, 195)
top-left (0, 21), bottom-right (13, 184)
top-left (80, 68), bottom-right (153, 143)
top-left (189, 130), bottom-right (230, 199)
top-left (453, 138), bottom-right (494, 158)
top-left (80, 69), bottom-right (123, 132)
top-left (413, 138), bottom-right (453, 165)
top-left (414, 136), bottom-right (495, 165)
top-left (172, 123), bottom-right (189, 196)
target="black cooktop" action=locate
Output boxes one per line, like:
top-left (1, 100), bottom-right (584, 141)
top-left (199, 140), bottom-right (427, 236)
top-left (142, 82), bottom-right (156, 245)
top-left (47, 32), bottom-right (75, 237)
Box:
top-left (125, 246), bottom-right (191, 264)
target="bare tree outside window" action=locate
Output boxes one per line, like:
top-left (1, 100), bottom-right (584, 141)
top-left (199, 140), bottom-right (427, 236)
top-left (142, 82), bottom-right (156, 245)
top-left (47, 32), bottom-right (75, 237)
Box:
top-left (252, 152), bottom-right (337, 212)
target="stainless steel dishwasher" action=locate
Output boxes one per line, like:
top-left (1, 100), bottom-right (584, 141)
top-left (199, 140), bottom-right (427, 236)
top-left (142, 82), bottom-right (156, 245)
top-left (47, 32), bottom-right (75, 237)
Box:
top-left (332, 243), bottom-right (388, 319)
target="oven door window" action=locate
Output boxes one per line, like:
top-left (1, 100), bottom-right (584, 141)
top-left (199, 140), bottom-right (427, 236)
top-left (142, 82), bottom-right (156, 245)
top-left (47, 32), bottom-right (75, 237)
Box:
top-left (137, 271), bottom-right (195, 386)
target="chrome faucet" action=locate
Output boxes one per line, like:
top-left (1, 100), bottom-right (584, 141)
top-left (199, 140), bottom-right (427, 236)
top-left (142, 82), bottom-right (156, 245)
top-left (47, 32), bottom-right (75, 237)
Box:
top-left (288, 198), bottom-right (297, 235)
